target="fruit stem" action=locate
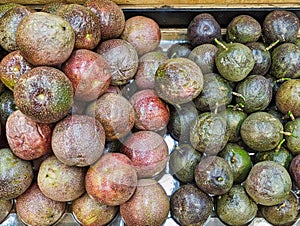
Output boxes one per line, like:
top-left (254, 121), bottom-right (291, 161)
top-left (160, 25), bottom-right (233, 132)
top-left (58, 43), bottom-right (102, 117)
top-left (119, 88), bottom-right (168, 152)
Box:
top-left (276, 202), bottom-right (286, 211)
top-left (217, 176), bottom-right (224, 182)
top-left (280, 131), bottom-right (298, 138)
top-left (232, 92), bottom-right (246, 101)
top-left (275, 78), bottom-right (291, 83)
top-left (214, 38), bottom-right (228, 50)
top-left (265, 40), bottom-right (280, 51)
top-left (227, 104), bottom-right (244, 111)
top-left (287, 111), bottom-right (295, 121)
top-left (275, 139), bottom-right (285, 152)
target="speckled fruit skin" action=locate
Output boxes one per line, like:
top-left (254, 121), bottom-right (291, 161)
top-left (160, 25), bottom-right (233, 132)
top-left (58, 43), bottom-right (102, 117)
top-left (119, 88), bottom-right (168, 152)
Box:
top-left (226, 15), bottom-right (261, 43)
top-left (51, 114), bottom-right (105, 167)
top-left (245, 161), bottom-right (292, 206)
top-left (225, 107), bottom-right (247, 143)
top-left (240, 112), bottom-right (283, 152)
top-left (0, 5), bottom-right (35, 52)
top-left (194, 156), bottom-right (234, 196)
top-left (85, 0), bottom-right (125, 40)
top-left (285, 118), bottom-right (300, 155)
top-left (270, 43), bottom-right (300, 79)
top-left (261, 191), bottom-right (299, 226)
top-left (0, 148), bottom-right (33, 199)
top-left (121, 15), bottom-right (161, 56)
top-left (62, 49), bottom-right (111, 102)
top-left (190, 112), bottom-right (229, 156)
top-left (289, 154), bottom-right (300, 188)
top-left (0, 50), bottom-right (33, 91)
top-left (135, 51), bottom-right (168, 90)
top-left (215, 42), bottom-right (255, 82)
top-left (85, 153), bottom-right (138, 206)
top-left (171, 184), bottom-right (213, 226)
top-left (216, 185), bottom-right (258, 226)
top-left (96, 38), bottom-right (138, 85)
top-left (6, 110), bottom-right (52, 160)
top-left (187, 13), bottom-right (221, 47)
top-left (85, 92), bottom-right (135, 141)
top-left (263, 10), bottom-right (300, 45)
top-left (16, 183), bottom-right (66, 226)
top-left (14, 66), bottom-right (74, 124)
top-left (120, 178), bottom-right (170, 226)
top-left (188, 43), bottom-right (218, 74)
top-left (155, 57), bottom-right (203, 105)
top-left (37, 155), bottom-right (86, 202)
top-left (16, 12), bottom-right (75, 66)
top-left (72, 193), bottom-right (118, 226)
top-left (169, 144), bottom-right (202, 183)
top-left (129, 89), bottom-right (170, 131)
top-left (276, 79), bottom-right (300, 117)
top-left (235, 74), bottom-right (273, 113)
top-left (246, 42), bottom-right (271, 76)
top-left (121, 130), bottom-right (169, 178)
top-left (0, 198), bottom-right (12, 223)
top-left (56, 4), bottom-right (101, 50)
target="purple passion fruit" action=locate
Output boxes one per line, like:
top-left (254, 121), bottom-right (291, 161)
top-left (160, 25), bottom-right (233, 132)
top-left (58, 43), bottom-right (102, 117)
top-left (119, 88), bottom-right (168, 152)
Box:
top-left (14, 66), bottom-right (74, 124)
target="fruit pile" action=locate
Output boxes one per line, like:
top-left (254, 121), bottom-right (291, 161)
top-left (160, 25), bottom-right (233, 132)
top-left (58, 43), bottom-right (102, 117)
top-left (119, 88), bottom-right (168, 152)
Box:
top-left (0, 1), bottom-right (299, 226)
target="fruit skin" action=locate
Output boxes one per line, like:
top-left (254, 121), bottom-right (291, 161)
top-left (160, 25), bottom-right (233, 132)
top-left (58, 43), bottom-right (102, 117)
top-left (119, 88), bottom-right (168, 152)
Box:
top-left (226, 15), bottom-right (261, 43)
top-left (245, 161), bottom-right (292, 206)
top-left (246, 42), bottom-right (271, 76)
top-left (225, 107), bottom-right (247, 142)
top-left (285, 117), bottom-right (300, 155)
top-left (193, 72), bottom-right (233, 112)
top-left (235, 74), bottom-right (273, 113)
top-left (6, 110), bottom-right (52, 160)
top-left (51, 114), bottom-right (106, 167)
top-left (62, 49), bottom-right (111, 102)
top-left (85, 152), bottom-right (138, 206)
top-left (55, 4), bottom-right (101, 50)
top-left (240, 112), bottom-right (283, 152)
top-left (135, 51), bottom-right (168, 90)
top-left (16, 12), bottom-right (75, 66)
top-left (254, 146), bottom-right (293, 170)
top-left (120, 178), bottom-right (170, 226)
top-left (0, 198), bottom-right (12, 223)
top-left (289, 154), bottom-right (300, 188)
top-left (276, 79), bottom-right (300, 117)
top-left (260, 191), bottom-right (299, 226)
top-left (0, 5), bottom-right (35, 52)
top-left (37, 155), bottom-right (86, 202)
top-left (85, 0), bottom-right (125, 40)
top-left (85, 92), bottom-right (135, 141)
top-left (188, 43), bottom-right (218, 74)
top-left (121, 130), bottom-right (169, 178)
top-left (0, 50), bottom-right (33, 91)
top-left (129, 89), bottom-right (170, 131)
top-left (170, 184), bottom-right (213, 226)
top-left (216, 185), bottom-right (258, 226)
top-left (0, 148), bottom-right (33, 199)
top-left (187, 13), bottom-right (221, 46)
top-left (0, 89), bottom-right (17, 127)
top-left (218, 143), bottom-right (252, 184)
top-left (16, 183), bottom-right (66, 226)
top-left (169, 144), bottom-right (202, 183)
top-left (167, 102), bottom-right (198, 144)
top-left (263, 10), bottom-right (300, 44)
top-left (270, 43), bottom-right (300, 79)
top-left (14, 66), bottom-right (74, 124)
top-left (72, 193), bottom-right (118, 226)
top-left (190, 112), bottom-right (229, 155)
top-left (0, 3), bottom-right (21, 18)
top-left (194, 156), bottom-right (234, 196)
top-left (215, 42), bottom-right (255, 82)
top-left (121, 15), bottom-right (161, 55)
top-left (167, 43), bottom-right (192, 59)
top-left (155, 57), bottom-right (203, 105)
top-left (96, 38), bottom-right (138, 86)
